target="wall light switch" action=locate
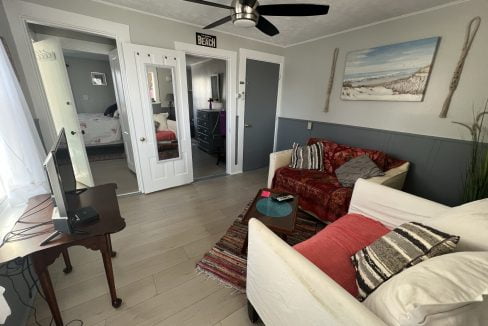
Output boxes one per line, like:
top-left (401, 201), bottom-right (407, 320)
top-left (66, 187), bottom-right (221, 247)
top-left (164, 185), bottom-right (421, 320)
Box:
top-left (82, 95), bottom-right (89, 101)
top-left (307, 121), bottom-right (313, 130)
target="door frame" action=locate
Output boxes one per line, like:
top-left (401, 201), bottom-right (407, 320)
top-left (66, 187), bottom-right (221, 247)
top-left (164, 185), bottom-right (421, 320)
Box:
top-left (174, 42), bottom-right (239, 175)
top-left (3, 0), bottom-right (144, 192)
top-left (238, 49), bottom-right (284, 170)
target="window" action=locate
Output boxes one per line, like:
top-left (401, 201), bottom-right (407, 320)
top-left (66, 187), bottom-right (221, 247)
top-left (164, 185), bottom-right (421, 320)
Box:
top-left (0, 177), bottom-right (6, 208)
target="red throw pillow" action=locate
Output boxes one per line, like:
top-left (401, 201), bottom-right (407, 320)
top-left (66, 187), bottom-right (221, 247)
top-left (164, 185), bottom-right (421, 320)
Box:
top-left (294, 213), bottom-right (390, 297)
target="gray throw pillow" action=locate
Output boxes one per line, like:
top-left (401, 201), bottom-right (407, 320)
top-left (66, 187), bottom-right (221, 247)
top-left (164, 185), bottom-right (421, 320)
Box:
top-left (335, 155), bottom-right (384, 187)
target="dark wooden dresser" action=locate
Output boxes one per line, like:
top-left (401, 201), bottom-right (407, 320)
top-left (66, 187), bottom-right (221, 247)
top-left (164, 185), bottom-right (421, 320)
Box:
top-left (196, 109), bottom-right (224, 153)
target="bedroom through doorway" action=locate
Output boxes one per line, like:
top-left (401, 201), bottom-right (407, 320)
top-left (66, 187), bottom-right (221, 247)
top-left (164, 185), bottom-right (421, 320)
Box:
top-left (28, 23), bottom-right (138, 195)
top-left (186, 54), bottom-right (227, 180)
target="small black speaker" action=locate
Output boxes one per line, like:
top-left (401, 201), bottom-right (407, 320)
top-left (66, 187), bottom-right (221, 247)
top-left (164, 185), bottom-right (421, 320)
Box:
top-left (73, 206), bottom-right (99, 225)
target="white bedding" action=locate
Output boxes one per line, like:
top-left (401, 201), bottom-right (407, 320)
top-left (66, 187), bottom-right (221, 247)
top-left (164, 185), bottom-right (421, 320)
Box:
top-left (78, 113), bottom-right (122, 146)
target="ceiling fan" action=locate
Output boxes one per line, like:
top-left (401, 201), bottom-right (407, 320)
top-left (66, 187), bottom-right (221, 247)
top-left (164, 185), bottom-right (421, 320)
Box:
top-left (184, 0), bottom-right (330, 36)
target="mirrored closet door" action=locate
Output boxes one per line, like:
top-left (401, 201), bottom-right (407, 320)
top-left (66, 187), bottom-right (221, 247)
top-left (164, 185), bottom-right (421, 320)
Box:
top-left (123, 44), bottom-right (193, 193)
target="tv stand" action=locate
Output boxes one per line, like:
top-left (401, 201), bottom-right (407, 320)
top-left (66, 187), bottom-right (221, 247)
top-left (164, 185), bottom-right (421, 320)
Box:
top-left (40, 230), bottom-right (62, 246)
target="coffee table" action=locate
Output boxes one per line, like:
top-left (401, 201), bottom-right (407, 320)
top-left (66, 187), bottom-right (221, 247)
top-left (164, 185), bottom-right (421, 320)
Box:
top-left (241, 188), bottom-right (298, 254)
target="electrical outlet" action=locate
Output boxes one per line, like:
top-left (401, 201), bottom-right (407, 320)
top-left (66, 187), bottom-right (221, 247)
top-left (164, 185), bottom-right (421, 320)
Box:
top-left (307, 121), bottom-right (313, 130)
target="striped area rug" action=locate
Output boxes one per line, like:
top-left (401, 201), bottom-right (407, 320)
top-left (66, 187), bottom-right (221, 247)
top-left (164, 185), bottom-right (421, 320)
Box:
top-left (196, 203), bottom-right (326, 292)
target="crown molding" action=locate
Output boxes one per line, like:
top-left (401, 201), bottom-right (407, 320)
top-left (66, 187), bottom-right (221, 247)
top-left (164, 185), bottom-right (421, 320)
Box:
top-left (285, 0), bottom-right (471, 48)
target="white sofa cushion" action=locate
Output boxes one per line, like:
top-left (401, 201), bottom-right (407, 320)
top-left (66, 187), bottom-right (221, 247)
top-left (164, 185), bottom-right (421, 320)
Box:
top-left (427, 199), bottom-right (488, 251)
top-left (364, 251), bottom-right (488, 326)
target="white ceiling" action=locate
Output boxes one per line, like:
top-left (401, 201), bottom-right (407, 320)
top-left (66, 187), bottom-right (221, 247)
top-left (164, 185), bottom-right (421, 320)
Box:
top-left (95, 0), bottom-right (463, 47)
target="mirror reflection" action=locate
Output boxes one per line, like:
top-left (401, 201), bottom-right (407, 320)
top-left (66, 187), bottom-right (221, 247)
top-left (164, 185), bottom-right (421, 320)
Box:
top-left (148, 65), bottom-right (179, 161)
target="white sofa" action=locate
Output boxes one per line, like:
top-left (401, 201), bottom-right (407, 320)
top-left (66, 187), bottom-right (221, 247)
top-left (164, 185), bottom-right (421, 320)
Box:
top-left (246, 179), bottom-right (487, 326)
top-left (267, 148), bottom-right (410, 190)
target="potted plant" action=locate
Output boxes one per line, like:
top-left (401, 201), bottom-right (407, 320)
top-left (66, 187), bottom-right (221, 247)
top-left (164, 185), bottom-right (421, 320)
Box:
top-left (453, 101), bottom-right (488, 202)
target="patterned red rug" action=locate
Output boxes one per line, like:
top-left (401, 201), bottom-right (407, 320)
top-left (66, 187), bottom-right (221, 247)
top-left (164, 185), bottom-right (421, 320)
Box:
top-left (196, 202), bottom-right (326, 292)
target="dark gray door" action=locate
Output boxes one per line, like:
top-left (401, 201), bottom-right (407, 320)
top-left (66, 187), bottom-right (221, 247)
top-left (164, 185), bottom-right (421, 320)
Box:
top-left (243, 59), bottom-right (280, 171)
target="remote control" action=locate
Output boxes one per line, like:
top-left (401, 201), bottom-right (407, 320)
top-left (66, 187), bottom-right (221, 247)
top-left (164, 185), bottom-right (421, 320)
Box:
top-left (276, 194), bottom-right (294, 202)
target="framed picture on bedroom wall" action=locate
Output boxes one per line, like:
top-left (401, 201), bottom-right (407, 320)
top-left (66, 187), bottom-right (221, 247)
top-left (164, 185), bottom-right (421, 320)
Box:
top-left (341, 37), bottom-right (440, 102)
top-left (91, 72), bottom-right (107, 86)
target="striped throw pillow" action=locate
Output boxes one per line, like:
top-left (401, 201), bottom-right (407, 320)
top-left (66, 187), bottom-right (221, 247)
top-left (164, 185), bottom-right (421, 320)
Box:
top-left (289, 142), bottom-right (324, 170)
top-left (351, 222), bottom-right (459, 301)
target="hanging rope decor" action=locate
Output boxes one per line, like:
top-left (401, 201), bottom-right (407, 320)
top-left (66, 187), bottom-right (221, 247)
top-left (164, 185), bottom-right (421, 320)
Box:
top-left (324, 48), bottom-right (339, 112)
top-left (439, 16), bottom-right (481, 118)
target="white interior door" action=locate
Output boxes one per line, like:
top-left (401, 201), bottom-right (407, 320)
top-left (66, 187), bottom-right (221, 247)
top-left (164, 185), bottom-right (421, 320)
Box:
top-left (33, 38), bottom-right (94, 187)
top-left (123, 43), bottom-right (193, 193)
top-left (108, 49), bottom-right (136, 173)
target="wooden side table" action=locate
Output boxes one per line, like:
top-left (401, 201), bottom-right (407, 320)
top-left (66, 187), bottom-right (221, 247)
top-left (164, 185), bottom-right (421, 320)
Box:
top-left (0, 183), bottom-right (125, 326)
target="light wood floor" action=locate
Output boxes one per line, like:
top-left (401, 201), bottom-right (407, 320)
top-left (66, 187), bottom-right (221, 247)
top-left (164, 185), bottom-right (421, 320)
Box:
top-left (30, 169), bottom-right (267, 326)
top-left (90, 159), bottom-right (139, 195)
top-left (192, 140), bottom-right (226, 180)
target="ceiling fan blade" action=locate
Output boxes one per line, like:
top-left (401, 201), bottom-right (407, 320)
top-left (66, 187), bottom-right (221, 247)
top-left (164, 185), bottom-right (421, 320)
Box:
top-left (203, 16), bottom-right (232, 29)
top-left (258, 4), bottom-right (330, 16)
top-left (183, 0), bottom-right (233, 10)
top-left (256, 16), bottom-right (279, 36)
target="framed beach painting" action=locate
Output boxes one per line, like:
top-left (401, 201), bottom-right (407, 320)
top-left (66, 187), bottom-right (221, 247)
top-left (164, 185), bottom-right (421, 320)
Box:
top-left (341, 37), bottom-right (440, 102)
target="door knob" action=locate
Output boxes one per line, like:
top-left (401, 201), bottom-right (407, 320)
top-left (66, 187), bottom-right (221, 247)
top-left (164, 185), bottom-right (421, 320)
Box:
top-left (244, 123), bottom-right (252, 128)
top-left (70, 131), bottom-right (76, 135)
top-left (140, 137), bottom-right (146, 142)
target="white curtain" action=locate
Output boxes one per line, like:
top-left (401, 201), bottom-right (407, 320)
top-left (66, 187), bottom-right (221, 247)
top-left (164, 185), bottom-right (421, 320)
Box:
top-left (0, 42), bottom-right (48, 206)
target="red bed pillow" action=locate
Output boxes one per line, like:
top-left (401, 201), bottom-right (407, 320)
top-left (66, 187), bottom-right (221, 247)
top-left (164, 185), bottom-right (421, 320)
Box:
top-left (294, 213), bottom-right (390, 297)
top-left (156, 130), bottom-right (176, 142)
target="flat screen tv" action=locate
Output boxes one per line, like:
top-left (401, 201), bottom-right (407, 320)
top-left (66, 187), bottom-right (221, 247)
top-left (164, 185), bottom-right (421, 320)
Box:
top-left (43, 128), bottom-right (76, 234)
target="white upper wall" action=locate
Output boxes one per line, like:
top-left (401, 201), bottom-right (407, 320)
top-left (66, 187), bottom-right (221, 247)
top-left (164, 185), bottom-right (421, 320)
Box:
top-left (281, 0), bottom-right (488, 141)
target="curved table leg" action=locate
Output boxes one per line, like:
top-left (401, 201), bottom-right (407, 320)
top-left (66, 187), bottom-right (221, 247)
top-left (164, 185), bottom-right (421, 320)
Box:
top-left (100, 235), bottom-right (122, 308)
top-left (61, 248), bottom-right (73, 274)
top-left (31, 253), bottom-right (64, 326)
top-left (106, 234), bottom-right (117, 258)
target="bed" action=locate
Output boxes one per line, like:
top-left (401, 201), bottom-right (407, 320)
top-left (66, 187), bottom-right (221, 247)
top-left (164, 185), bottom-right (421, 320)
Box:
top-left (78, 113), bottom-right (122, 146)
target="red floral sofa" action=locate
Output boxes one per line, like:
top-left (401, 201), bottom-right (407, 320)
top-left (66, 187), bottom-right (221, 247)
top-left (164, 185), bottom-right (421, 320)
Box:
top-left (268, 138), bottom-right (409, 223)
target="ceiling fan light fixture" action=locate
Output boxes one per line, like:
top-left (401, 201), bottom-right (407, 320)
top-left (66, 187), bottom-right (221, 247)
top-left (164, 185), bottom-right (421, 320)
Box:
top-left (231, 0), bottom-right (259, 28)
top-left (232, 18), bottom-right (257, 28)
top-left (232, 14), bottom-right (258, 27)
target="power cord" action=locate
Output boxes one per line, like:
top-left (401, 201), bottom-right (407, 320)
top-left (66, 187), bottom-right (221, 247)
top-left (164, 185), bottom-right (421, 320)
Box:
top-left (0, 257), bottom-right (84, 326)
top-left (0, 198), bottom-right (54, 248)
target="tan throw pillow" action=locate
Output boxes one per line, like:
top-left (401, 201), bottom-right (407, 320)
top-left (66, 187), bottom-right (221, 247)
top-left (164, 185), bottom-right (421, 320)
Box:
top-left (351, 222), bottom-right (459, 301)
top-left (153, 113), bottom-right (169, 131)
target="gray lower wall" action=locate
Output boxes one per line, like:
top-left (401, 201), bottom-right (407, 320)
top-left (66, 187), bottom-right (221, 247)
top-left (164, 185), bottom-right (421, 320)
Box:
top-left (276, 117), bottom-right (472, 206)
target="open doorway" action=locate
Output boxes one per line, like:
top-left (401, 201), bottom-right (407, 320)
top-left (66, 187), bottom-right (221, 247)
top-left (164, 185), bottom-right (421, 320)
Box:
top-left (28, 23), bottom-right (138, 195)
top-left (186, 54), bottom-right (227, 180)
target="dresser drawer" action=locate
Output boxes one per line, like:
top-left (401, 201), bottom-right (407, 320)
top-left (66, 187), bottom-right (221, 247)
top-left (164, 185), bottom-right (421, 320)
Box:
top-left (197, 110), bottom-right (209, 120)
top-left (197, 125), bottom-right (210, 135)
top-left (197, 119), bottom-right (210, 128)
top-left (197, 132), bottom-right (212, 143)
